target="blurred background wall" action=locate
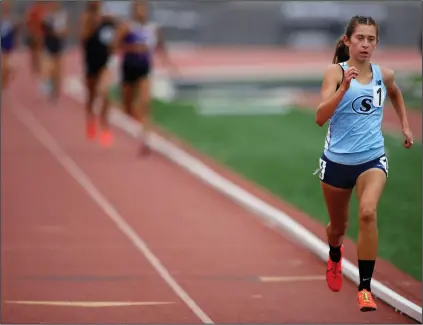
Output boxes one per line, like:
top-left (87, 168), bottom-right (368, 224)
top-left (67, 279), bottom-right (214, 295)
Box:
top-left (12, 1), bottom-right (422, 49)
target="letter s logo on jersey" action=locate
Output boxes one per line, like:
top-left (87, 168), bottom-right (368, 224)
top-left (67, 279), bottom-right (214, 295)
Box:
top-left (351, 95), bottom-right (377, 115)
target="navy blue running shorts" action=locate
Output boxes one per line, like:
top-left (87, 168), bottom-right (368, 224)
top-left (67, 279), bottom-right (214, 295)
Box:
top-left (317, 153), bottom-right (388, 189)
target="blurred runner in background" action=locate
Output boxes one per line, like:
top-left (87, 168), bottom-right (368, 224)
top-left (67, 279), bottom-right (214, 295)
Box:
top-left (25, 1), bottom-right (47, 79)
top-left (1, 0), bottom-right (20, 90)
top-left (112, 0), bottom-right (177, 154)
top-left (80, 0), bottom-right (118, 147)
top-left (41, 1), bottom-right (69, 102)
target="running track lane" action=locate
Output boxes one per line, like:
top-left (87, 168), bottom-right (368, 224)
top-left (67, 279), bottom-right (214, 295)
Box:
top-left (1, 99), bottom-right (202, 324)
top-left (1, 75), bottom-right (416, 324)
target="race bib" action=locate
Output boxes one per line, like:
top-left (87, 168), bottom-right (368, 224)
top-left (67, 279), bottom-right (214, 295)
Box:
top-left (372, 81), bottom-right (385, 108)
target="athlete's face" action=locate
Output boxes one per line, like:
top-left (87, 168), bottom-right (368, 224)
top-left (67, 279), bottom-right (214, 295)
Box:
top-left (134, 3), bottom-right (148, 21)
top-left (344, 24), bottom-right (378, 62)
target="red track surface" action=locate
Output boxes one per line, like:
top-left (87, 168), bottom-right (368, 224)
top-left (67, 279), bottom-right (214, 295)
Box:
top-left (1, 54), bottom-right (420, 324)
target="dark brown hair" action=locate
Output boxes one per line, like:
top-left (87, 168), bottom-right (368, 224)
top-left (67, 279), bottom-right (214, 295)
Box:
top-left (332, 16), bottom-right (379, 64)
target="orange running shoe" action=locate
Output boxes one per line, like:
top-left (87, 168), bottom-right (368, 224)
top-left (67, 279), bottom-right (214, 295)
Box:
top-left (326, 245), bottom-right (343, 292)
top-left (357, 289), bottom-right (377, 312)
top-left (86, 118), bottom-right (96, 139)
top-left (99, 129), bottom-right (113, 147)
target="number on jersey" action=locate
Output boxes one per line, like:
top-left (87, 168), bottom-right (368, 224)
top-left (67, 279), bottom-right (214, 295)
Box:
top-left (372, 84), bottom-right (385, 108)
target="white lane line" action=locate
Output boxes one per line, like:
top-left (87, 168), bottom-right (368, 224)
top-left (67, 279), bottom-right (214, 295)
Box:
top-left (9, 102), bottom-right (214, 324)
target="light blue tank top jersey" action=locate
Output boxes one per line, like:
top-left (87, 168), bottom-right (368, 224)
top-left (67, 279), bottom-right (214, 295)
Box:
top-left (323, 62), bottom-right (386, 165)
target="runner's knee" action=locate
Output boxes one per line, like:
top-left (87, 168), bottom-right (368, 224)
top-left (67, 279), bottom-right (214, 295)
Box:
top-left (358, 203), bottom-right (377, 228)
top-left (327, 222), bottom-right (347, 238)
